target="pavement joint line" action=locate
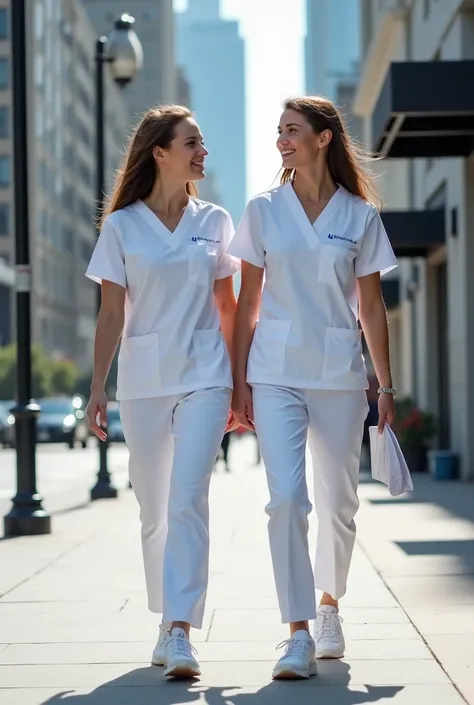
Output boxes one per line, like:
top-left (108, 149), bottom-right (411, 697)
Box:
top-left (356, 509), bottom-right (471, 705)
top-left (0, 505), bottom-right (128, 601)
top-left (204, 608), bottom-right (216, 642)
top-left (118, 598), bottom-right (130, 612)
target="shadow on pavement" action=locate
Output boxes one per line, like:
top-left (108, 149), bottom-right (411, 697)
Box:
top-left (368, 474), bottom-right (474, 525)
top-left (38, 663), bottom-right (404, 705)
top-left (368, 475), bottom-right (474, 579)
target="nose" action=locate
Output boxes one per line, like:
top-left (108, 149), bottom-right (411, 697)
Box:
top-left (199, 145), bottom-right (208, 157)
top-left (277, 135), bottom-right (288, 148)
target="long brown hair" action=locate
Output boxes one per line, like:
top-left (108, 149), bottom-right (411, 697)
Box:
top-left (100, 104), bottom-right (198, 228)
top-left (280, 96), bottom-right (382, 209)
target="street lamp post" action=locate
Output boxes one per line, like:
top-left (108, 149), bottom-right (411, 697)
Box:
top-left (3, 0), bottom-right (51, 536)
top-left (90, 14), bottom-right (142, 502)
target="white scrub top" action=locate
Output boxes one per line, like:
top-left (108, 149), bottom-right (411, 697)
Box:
top-left (86, 198), bottom-right (240, 401)
top-left (227, 183), bottom-right (398, 391)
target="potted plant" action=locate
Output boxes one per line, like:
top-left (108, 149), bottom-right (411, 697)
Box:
top-left (392, 397), bottom-right (437, 472)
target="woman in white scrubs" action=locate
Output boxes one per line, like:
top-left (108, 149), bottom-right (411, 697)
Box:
top-left (85, 105), bottom-right (239, 679)
top-left (228, 96), bottom-right (398, 680)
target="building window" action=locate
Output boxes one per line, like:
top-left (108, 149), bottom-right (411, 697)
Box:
top-left (0, 9), bottom-right (8, 39)
top-left (0, 58), bottom-right (8, 89)
top-left (0, 156), bottom-right (10, 186)
top-left (0, 203), bottom-right (9, 234)
top-left (0, 106), bottom-right (8, 138)
top-left (423, 0), bottom-right (431, 18)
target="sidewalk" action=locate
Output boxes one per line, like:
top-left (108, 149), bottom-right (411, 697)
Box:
top-left (0, 435), bottom-right (472, 704)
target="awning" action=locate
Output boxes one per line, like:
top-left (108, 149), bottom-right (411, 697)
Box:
top-left (381, 209), bottom-right (445, 257)
top-left (373, 60), bottom-right (474, 158)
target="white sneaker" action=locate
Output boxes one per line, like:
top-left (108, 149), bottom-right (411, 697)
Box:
top-left (272, 630), bottom-right (318, 680)
top-left (164, 627), bottom-right (201, 679)
top-left (314, 605), bottom-right (345, 658)
top-left (151, 620), bottom-right (172, 666)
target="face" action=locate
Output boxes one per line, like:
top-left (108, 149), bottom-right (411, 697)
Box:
top-left (154, 117), bottom-right (208, 182)
top-left (277, 108), bottom-right (332, 170)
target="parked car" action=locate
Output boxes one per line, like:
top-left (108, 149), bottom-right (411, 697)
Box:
top-left (5, 396), bottom-right (90, 449)
top-left (0, 401), bottom-right (13, 448)
top-left (107, 403), bottom-right (124, 443)
top-left (36, 397), bottom-right (90, 448)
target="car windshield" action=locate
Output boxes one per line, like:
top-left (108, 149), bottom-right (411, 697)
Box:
top-left (107, 408), bottom-right (121, 421)
top-left (40, 399), bottom-right (73, 414)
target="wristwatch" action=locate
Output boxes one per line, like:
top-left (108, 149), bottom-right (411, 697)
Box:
top-left (378, 387), bottom-right (397, 396)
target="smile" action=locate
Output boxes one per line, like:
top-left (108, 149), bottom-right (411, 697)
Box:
top-left (281, 150), bottom-right (295, 156)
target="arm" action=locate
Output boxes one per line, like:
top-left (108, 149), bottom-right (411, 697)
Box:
top-left (357, 272), bottom-right (395, 431)
top-left (214, 275), bottom-right (237, 364)
top-left (232, 262), bottom-right (264, 428)
top-left (87, 280), bottom-right (125, 439)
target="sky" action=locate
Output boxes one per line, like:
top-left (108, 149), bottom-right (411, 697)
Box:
top-left (173, 0), bottom-right (306, 199)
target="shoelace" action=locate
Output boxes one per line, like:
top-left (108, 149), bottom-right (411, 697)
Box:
top-left (168, 633), bottom-right (198, 658)
top-left (316, 613), bottom-right (343, 641)
top-left (158, 621), bottom-right (172, 647)
top-left (276, 637), bottom-right (312, 660)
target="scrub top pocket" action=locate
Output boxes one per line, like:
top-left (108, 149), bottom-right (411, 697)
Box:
top-left (248, 319), bottom-right (291, 379)
top-left (192, 329), bottom-right (232, 384)
top-left (322, 327), bottom-right (365, 385)
top-left (318, 244), bottom-right (356, 287)
top-left (117, 332), bottom-right (161, 400)
top-left (187, 244), bottom-right (218, 288)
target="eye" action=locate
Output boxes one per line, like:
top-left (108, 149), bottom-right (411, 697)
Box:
top-left (289, 128), bottom-right (297, 134)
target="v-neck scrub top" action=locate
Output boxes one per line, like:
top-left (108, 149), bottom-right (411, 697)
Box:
top-left (227, 183), bottom-right (398, 391)
top-left (86, 198), bottom-right (240, 401)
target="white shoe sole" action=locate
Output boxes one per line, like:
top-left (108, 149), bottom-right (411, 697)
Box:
top-left (151, 656), bottom-right (165, 666)
top-left (272, 662), bottom-right (318, 680)
top-left (316, 648), bottom-right (344, 659)
top-left (164, 662), bottom-right (201, 679)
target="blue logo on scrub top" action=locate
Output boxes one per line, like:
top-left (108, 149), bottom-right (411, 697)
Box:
top-left (191, 236), bottom-right (221, 244)
top-left (328, 233), bottom-right (357, 245)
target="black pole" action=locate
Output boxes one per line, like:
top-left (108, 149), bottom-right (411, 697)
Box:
top-left (4, 0), bottom-right (51, 536)
top-left (90, 37), bottom-right (118, 501)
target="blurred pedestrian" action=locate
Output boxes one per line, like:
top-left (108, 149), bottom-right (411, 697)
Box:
top-left (85, 105), bottom-right (240, 679)
top-left (220, 431), bottom-right (231, 471)
top-left (230, 96), bottom-right (397, 680)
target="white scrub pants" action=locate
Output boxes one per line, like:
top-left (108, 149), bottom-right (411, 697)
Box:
top-left (120, 387), bottom-right (230, 629)
top-left (252, 385), bottom-right (368, 624)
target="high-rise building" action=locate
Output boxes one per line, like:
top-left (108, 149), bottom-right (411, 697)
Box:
top-left (176, 0), bottom-right (246, 222)
top-left (305, 0), bottom-right (361, 134)
top-left (305, 0), bottom-right (360, 99)
top-left (0, 0), bottom-right (129, 370)
top-left (83, 0), bottom-right (177, 126)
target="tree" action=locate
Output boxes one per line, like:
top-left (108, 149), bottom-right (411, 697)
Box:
top-left (0, 344), bottom-right (82, 399)
top-left (50, 359), bottom-right (80, 396)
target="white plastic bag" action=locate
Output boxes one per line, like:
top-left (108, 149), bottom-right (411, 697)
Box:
top-left (369, 424), bottom-right (413, 496)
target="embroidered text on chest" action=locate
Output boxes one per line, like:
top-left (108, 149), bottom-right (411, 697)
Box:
top-left (191, 236), bottom-right (221, 244)
top-left (327, 234), bottom-right (357, 245)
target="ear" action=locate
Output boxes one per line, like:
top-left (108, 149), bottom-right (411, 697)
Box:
top-left (319, 129), bottom-right (333, 150)
top-left (152, 146), bottom-right (164, 162)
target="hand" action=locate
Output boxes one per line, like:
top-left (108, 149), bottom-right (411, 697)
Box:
top-left (232, 381), bottom-right (255, 431)
top-left (225, 410), bottom-right (240, 433)
top-left (378, 392), bottom-right (395, 434)
top-left (86, 388), bottom-right (108, 441)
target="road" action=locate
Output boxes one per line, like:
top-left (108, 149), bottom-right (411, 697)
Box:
top-left (0, 443), bottom-right (131, 519)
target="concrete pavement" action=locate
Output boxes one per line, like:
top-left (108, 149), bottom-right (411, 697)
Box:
top-left (0, 434), bottom-right (472, 704)
top-left (0, 444), bottom-right (130, 518)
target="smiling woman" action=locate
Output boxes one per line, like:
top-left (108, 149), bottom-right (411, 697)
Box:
top-left (84, 103), bottom-right (241, 678)
top-left (229, 94), bottom-right (398, 680)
